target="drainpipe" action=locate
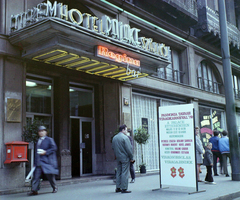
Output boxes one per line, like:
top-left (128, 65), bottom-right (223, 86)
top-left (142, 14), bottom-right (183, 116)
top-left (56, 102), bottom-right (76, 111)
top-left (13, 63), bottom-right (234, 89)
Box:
top-left (218, 0), bottom-right (240, 181)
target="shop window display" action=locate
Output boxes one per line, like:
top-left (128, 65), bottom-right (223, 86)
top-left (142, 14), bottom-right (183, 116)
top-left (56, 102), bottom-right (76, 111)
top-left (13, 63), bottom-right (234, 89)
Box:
top-left (199, 106), bottom-right (226, 147)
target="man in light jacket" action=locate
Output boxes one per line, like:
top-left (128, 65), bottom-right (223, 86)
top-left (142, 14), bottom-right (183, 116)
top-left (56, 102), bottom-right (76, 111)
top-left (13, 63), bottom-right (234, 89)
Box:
top-left (218, 130), bottom-right (230, 177)
top-left (28, 126), bottom-right (59, 195)
top-left (112, 124), bottom-right (134, 193)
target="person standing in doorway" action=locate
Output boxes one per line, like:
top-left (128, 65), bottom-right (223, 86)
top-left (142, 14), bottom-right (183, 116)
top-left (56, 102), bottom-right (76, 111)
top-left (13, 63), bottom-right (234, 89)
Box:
top-left (112, 124), bottom-right (134, 193)
top-left (195, 126), bottom-right (204, 182)
top-left (218, 130), bottom-right (230, 177)
top-left (209, 130), bottom-right (222, 176)
top-left (28, 126), bottom-right (59, 196)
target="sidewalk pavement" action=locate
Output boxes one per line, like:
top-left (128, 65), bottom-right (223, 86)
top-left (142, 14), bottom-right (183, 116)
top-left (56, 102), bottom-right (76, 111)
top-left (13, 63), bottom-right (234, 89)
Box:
top-left (1, 165), bottom-right (240, 200)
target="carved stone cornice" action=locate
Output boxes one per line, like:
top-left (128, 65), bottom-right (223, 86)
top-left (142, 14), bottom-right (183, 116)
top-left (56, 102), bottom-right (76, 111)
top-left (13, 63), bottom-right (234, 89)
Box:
top-left (194, 5), bottom-right (240, 50)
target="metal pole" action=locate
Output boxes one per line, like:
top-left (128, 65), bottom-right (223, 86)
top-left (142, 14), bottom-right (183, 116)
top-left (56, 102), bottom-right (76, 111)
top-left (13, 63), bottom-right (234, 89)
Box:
top-left (218, 0), bottom-right (240, 181)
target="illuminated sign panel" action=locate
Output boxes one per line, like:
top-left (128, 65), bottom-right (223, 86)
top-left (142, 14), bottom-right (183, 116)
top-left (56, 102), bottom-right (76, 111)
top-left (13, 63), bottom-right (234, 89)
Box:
top-left (96, 46), bottom-right (140, 67)
top-left (10, 1), bottom-right (170, 60)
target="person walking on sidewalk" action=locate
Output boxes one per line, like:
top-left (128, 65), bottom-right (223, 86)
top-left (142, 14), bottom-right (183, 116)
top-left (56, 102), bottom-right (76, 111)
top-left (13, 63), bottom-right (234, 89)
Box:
top-left (28, 126), bottom-right (59, 196)
top-left (203, 142), bottom-right (216, 184)
top-left (218, 130), bottom-right (230, 177)
top-left (112, 124), bottom-right (134, 193)
top-left (209, 130), bottom-right (222, 176)
top-left (195, 126), bottom-right (204, 182)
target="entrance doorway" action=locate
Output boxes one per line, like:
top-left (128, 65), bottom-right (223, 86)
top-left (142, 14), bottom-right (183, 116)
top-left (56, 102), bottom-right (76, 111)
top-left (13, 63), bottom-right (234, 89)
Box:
top-left (71, 118), bottom-right (93, 176)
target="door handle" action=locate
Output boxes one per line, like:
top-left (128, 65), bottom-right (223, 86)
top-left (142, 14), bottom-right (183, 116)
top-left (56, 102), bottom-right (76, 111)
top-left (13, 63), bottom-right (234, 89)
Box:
top-left (80, 143), bottom-right (85, 149)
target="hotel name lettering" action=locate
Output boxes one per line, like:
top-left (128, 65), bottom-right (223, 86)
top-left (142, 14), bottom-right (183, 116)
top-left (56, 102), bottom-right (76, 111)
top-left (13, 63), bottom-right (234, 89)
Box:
top-left (10, 1), bottom-right (170, 59)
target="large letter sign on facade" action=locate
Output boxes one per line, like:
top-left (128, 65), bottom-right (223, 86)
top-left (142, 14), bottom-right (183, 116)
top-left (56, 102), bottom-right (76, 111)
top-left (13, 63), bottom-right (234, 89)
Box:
top-left (10, 1), bottom-right (170, 60)
top-left (159, 104), bottom-right (196, 188)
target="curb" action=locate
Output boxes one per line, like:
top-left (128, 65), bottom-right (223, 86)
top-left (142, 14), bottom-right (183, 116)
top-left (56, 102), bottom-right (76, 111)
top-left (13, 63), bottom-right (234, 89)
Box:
top-left (211, 191), bottom-right (240, 200)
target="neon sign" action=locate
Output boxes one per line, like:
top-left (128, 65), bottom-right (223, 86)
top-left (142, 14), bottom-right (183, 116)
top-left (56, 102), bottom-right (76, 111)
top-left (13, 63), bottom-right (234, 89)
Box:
top-left (10, 1), bottom-right (170, 60)
top-left (97, 46), bottom-right (140, 67)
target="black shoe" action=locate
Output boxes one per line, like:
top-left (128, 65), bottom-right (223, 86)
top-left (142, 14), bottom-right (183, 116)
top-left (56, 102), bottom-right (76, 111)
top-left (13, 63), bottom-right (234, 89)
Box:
top-left (214, 174), bottom-right (219, 176)
top-left (115, 188), bottom-right (122, 193)
top-left (27, 191), bottom-right (38, 196)
top-left (121, 189), bottom-right (131, 193)
top-left (226, 174), bottom-right (230, 177)
top-left (52, 187), bottom-right (58, 193)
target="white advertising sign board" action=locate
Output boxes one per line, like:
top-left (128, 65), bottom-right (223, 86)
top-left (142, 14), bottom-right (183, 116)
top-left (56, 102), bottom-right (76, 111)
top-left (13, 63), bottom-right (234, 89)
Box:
top-left (159, 104), bottom-right (196, 188)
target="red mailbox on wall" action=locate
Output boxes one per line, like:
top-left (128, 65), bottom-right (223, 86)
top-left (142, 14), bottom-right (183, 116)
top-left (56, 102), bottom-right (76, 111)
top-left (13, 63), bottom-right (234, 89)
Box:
top-left (4, 141), bottom-right (29, 164)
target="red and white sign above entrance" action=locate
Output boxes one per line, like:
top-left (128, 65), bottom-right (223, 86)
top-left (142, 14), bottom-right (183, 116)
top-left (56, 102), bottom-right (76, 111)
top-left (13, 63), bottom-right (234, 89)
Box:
top-left (96, 46), bottom-right (140, 68)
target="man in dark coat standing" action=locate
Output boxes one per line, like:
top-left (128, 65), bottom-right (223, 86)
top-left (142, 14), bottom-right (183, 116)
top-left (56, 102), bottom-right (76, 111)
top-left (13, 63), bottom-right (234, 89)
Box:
top-left (28, 126), bottom-right (58, 195)
top-left (112, 124), bottom-right (134, 193)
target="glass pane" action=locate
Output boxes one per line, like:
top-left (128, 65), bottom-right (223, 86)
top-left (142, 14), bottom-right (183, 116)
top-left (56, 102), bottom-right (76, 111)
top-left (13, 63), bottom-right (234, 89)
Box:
top-left (34, 116), bottom-right (52, 137)
top-left (198, 64), bottom-right (202, 89)
top-left (82, 121), bottom-right (92, 174)
top-left (26, 80), bottom-right (52, 114)
top-left (132, 95), bottom-right (159, 171)
top-left (212, 109), bottom-right (224, 133)
top-left (199, 107), bottom-right (211, 147)
top-left (172, 49), bottom-right (180, 82)
top-left (70, 89), bottom-right (93, 117)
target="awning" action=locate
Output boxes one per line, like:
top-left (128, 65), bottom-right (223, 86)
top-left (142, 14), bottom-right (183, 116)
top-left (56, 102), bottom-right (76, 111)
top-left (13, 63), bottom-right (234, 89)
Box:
top-left (9, 18), bottom-right (170, 81)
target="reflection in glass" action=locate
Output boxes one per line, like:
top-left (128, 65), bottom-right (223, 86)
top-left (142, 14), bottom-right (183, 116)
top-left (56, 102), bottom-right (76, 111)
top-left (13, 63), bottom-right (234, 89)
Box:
top-left (26, 80), bottom-right (52, 114)
top-left (70, 89), bottom-right (93, 117)
top-left (199, 106), bottom-right (225, 147)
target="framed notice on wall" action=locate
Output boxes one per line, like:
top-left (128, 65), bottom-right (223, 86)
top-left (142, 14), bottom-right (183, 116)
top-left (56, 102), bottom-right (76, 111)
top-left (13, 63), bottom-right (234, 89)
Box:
top-left (6, 98), bottom-right (21, 122)
top-left (159, 104), bottom-right (195, 188)
top-left (142, 118), bottom-right (148, 134)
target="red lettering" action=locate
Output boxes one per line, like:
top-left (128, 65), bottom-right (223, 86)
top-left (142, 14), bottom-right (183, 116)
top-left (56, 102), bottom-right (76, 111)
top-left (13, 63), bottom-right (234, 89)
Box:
top-left (97, 46), bottom-right (140, 67)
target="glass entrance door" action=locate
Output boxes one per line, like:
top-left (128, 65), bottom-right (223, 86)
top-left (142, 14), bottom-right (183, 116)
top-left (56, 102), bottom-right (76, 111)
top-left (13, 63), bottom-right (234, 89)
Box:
top-left (80, 120), bottom-right (92, 175)
top-left (71, 118), bottom-right (93, 176)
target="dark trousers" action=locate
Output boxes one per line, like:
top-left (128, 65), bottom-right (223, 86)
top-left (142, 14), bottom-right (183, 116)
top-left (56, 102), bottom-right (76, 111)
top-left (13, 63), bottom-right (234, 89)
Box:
top-left (205, 166), bottom-right (213, 182)
top-left (130, 162), bottom-right (135, 180)
top-left (32, 166), bottom-right (57, 191)
top-left (212, 151), bottom-right (222, 175)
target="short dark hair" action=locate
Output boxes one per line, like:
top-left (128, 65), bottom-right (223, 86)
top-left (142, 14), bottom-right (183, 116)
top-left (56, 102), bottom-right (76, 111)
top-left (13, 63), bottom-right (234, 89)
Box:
top-left (222, 130), bottom-right (228, 136)
top-left (119, 124), bottom-right (127, 132)
top-left (213, 130), bottom-right (219, 136)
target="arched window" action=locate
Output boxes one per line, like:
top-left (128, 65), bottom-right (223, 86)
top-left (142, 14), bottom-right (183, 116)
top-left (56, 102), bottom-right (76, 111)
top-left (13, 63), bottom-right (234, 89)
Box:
top-left (197, 61), bottom-right (221, 94)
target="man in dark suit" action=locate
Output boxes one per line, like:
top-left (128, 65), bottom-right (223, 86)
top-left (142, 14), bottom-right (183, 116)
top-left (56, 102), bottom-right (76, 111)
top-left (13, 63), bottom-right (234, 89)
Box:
top-left (28, 126), bottom-right (58, 195)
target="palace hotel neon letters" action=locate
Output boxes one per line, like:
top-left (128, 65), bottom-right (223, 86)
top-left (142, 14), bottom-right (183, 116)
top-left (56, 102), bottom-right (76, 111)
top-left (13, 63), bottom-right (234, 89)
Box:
top-left (10, 1), bottom-right (170, 59)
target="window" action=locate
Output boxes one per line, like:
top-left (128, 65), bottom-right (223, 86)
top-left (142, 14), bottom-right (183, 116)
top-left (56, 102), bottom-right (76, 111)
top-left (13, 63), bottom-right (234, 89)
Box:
top-left (69, 84), bottom-right (94, 118)
top-left (197, 61), bottom-right (220, 93)
top-left (207, 0), bottom-right (218, 12)
top-left (157, 49), bottom-right (183, 83)
top-left (233, 74), bottom-right (240, 99)
top-left (26, 79), bottom-right (52, 114)
top-left (199, 106), bottom-right (226, 147)
top-left (26, 75), bottom-right (53, 136)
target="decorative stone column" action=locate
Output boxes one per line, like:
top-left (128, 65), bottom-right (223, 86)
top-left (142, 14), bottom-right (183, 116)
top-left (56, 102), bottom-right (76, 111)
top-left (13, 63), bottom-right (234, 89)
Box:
top-left (60, 149), bottom-right (72, 179)
top-left (54, 75), bottom-right (71, 179)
